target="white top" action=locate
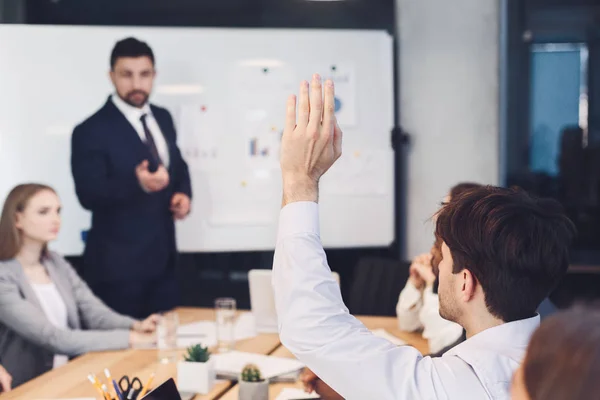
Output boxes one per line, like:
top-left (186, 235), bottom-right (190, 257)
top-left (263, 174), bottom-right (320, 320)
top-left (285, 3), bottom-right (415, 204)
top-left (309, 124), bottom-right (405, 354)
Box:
top-left (31, 283), bottom-right (69, 368)
top-left (111, 94), bottom-right (170, 167)
top-left (396, 280), bottom-right (464, 354)
top-left (272, 201), bottom-right (540, 400)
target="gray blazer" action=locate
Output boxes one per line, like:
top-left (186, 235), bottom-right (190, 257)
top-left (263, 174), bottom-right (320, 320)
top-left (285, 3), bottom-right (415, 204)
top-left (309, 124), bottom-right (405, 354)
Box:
top-left (0, 251), bottom-right (137, 387)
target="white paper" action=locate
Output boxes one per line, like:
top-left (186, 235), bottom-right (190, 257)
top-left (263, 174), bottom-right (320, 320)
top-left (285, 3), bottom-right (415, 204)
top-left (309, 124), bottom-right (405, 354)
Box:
top-left (213, 351), bottom-right (304, 380)
top-left (177, 313), bottom-right (258, 348)
top-left (275, 388), bottom-right (320, 400)
top-left (371, 329), bottom-right (406, 346)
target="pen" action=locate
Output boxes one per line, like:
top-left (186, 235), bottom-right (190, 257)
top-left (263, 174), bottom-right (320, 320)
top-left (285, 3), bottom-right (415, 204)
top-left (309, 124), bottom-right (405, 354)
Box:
top-left (112, 379), bottom-right (124, 400)
top-left (139, 372), bottom-right (155, 398)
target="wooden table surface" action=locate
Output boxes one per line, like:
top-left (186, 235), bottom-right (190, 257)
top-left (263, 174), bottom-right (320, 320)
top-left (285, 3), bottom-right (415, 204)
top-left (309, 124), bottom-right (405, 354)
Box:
top-left (3, 308), bottom-right (280, 400)
top-left (219, 315), bottom-right (429, 400)
top-left (3, 309), bottom-right (426, 400)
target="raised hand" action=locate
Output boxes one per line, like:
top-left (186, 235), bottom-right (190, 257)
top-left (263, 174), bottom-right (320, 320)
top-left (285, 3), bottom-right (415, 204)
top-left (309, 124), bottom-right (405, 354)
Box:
top-left (280, 73), bottom-right (343, 206)
top-left (408, 253), bottom-right (434, 289)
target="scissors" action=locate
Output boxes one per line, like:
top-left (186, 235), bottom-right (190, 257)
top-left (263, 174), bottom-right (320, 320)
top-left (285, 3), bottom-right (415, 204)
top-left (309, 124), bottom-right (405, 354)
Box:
top-left (118, 376), bottom-right (143, 400)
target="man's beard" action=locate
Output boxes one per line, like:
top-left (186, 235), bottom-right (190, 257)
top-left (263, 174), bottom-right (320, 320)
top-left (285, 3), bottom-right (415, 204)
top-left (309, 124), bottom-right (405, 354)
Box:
top-left (438, 290), bottom-right (460, 323)
top-left (121, 90), bottom-right (149, 108)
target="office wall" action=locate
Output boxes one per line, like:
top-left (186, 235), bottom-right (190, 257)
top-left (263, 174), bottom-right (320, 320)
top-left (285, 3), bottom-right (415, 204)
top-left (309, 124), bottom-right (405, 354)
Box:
top-left (0, 0), bottom-right (25, 22)
top-left (397, 0), bottom-right (500, 258)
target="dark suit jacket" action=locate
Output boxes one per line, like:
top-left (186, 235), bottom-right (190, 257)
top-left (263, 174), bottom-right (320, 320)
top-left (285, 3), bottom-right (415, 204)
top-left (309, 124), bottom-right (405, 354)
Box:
top-left (71, 97), bottom-right (192, 285)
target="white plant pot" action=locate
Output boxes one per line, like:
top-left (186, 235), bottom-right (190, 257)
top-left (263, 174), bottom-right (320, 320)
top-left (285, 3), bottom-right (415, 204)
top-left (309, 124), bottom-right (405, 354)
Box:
top-left (177, 358), bottom-right (216, 394)
top-left (238, 379), bottom-right (269, 400)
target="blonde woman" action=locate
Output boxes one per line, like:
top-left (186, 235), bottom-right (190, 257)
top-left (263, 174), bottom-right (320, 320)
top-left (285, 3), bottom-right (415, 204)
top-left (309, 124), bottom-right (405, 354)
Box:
top-left (0, 184), bottom-right (158, 387)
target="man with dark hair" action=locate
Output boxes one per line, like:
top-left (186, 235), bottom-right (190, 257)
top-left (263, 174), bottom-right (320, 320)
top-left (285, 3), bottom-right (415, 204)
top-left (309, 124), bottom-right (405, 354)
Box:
top-left (272, 75), bottom-right (576, 399)
top-left (70, 37), bottom-right (192, 318)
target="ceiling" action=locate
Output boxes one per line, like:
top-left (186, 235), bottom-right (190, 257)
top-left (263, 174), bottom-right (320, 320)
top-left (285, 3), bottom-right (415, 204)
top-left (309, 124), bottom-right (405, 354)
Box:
top-left (24, 0), bottom-right (396, 31)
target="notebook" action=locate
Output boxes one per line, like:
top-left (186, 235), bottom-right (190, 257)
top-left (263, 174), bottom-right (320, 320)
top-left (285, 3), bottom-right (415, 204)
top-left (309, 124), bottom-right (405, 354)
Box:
top-left (213, 351), bottom-right (305, 380)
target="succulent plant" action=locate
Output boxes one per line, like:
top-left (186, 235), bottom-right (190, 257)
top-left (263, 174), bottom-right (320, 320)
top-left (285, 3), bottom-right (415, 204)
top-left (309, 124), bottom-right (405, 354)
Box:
top-left (183, 344), bottom-right (210, 363)
top-left (241, 363), bottom-right (263, 382)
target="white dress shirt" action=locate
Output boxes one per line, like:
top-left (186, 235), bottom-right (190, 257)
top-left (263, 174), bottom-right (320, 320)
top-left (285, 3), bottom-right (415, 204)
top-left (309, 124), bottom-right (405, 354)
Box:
top-left (396, 281), bottom-right (464, 354)
top-left (111, 94), bottom-right (170, 167)
top-left (31, 283), bottom-right (69, 369)
top-left (273, 201), bottom-right (540, 400)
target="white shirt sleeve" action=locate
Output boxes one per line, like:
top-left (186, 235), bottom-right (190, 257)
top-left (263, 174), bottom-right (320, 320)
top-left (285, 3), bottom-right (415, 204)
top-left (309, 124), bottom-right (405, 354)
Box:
top-left (272, 202), bottom-right (448, 400)
top-left (419, 287), bottom-right (465, 355)
top-left (396, 280), bottom-right (424, 332)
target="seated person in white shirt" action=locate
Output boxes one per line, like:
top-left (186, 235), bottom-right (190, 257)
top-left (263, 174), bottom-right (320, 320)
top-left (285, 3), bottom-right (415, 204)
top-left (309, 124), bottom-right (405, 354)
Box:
top-left (511, 306), bottom-right (600, 400)
top-left (272, 74), bottom-right (577, 400)
top-left (0, 184), bottom-right (159, 387)
top-left (397, 182), bottom-right (481, 356)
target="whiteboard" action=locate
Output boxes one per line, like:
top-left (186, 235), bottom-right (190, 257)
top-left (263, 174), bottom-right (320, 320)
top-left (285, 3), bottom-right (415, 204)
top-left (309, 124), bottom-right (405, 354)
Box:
top-left (0, 25), bottom-right (394, 254)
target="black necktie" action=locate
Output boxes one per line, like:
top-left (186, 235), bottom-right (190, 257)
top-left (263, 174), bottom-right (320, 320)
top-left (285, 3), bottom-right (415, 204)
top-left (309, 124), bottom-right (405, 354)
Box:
top-left (140, 114), bottom-right (162, 167)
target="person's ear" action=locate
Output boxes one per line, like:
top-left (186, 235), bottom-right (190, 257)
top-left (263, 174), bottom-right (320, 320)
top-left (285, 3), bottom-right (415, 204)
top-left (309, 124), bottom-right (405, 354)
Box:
top-left (14, 212), bottom-right (23, 230)
top-left (460, 269), bottom-right (477, 302)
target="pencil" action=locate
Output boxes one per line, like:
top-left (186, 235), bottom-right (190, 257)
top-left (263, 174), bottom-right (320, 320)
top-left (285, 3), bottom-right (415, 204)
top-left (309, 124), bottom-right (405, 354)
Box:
top-left (139, 372), bottom-right (155, 397)
top-left (104, 368), bottom-right (116, 399)
top-left (87, 374), bottom-right (109, 400)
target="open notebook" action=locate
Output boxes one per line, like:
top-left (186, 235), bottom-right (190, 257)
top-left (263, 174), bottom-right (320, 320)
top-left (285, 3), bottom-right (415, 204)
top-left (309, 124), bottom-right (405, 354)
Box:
top-left (213, 351), bottom-right (305, 380)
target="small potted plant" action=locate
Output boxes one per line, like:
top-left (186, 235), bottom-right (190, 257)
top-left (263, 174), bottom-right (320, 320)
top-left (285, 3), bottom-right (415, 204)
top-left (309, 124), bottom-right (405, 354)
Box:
top-left (238, 363), bottom-right (268, 400)
top-left (177, 344), bottom-right (215, 394)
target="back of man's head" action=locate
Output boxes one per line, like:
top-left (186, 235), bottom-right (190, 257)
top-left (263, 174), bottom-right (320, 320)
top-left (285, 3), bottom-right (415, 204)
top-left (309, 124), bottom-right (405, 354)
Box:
top-left (435, 186), bottom-right (576, 322)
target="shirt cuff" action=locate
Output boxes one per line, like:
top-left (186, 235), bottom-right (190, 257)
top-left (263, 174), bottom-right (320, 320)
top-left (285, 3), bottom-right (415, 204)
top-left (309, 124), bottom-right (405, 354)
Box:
top-left (399, 280), bottom-right (422, 308)
top-left (278, 201), bottom-right (320, 239)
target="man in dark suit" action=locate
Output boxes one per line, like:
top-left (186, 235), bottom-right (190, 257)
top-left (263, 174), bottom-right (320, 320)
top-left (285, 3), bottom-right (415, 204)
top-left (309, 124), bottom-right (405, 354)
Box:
top-left (71, 37), bottom-right (192, 318)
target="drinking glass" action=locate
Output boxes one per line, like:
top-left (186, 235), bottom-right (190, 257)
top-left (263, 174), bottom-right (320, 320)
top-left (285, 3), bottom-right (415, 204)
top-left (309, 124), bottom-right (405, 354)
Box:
top-left (157, 311), bottom-right (179, 363)
top-left (215, 298), bottom-right (237, 353)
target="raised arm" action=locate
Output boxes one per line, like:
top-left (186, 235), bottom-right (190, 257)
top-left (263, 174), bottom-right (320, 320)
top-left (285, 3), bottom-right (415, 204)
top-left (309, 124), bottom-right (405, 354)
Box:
top-left (272, 75), bottom-right (445, 399)
top-left (274, 202), bottom-right (441, 399)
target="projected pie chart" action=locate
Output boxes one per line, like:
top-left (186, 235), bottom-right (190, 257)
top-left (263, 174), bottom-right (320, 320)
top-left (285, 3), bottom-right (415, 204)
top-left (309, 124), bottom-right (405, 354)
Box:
top-left (334, 97), bottom-right (342, 112)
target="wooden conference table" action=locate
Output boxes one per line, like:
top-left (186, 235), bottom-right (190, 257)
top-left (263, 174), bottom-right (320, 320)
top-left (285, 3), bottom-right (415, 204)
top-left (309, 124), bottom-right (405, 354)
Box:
top-left (3, 308), bottom-right (428, 400)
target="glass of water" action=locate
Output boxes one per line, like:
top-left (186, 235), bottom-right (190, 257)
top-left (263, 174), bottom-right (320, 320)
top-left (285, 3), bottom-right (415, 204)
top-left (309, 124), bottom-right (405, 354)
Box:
top-left (157, 311), bottom-right (179, 363)
top-left (215, 297), bottom-right (237, 353)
